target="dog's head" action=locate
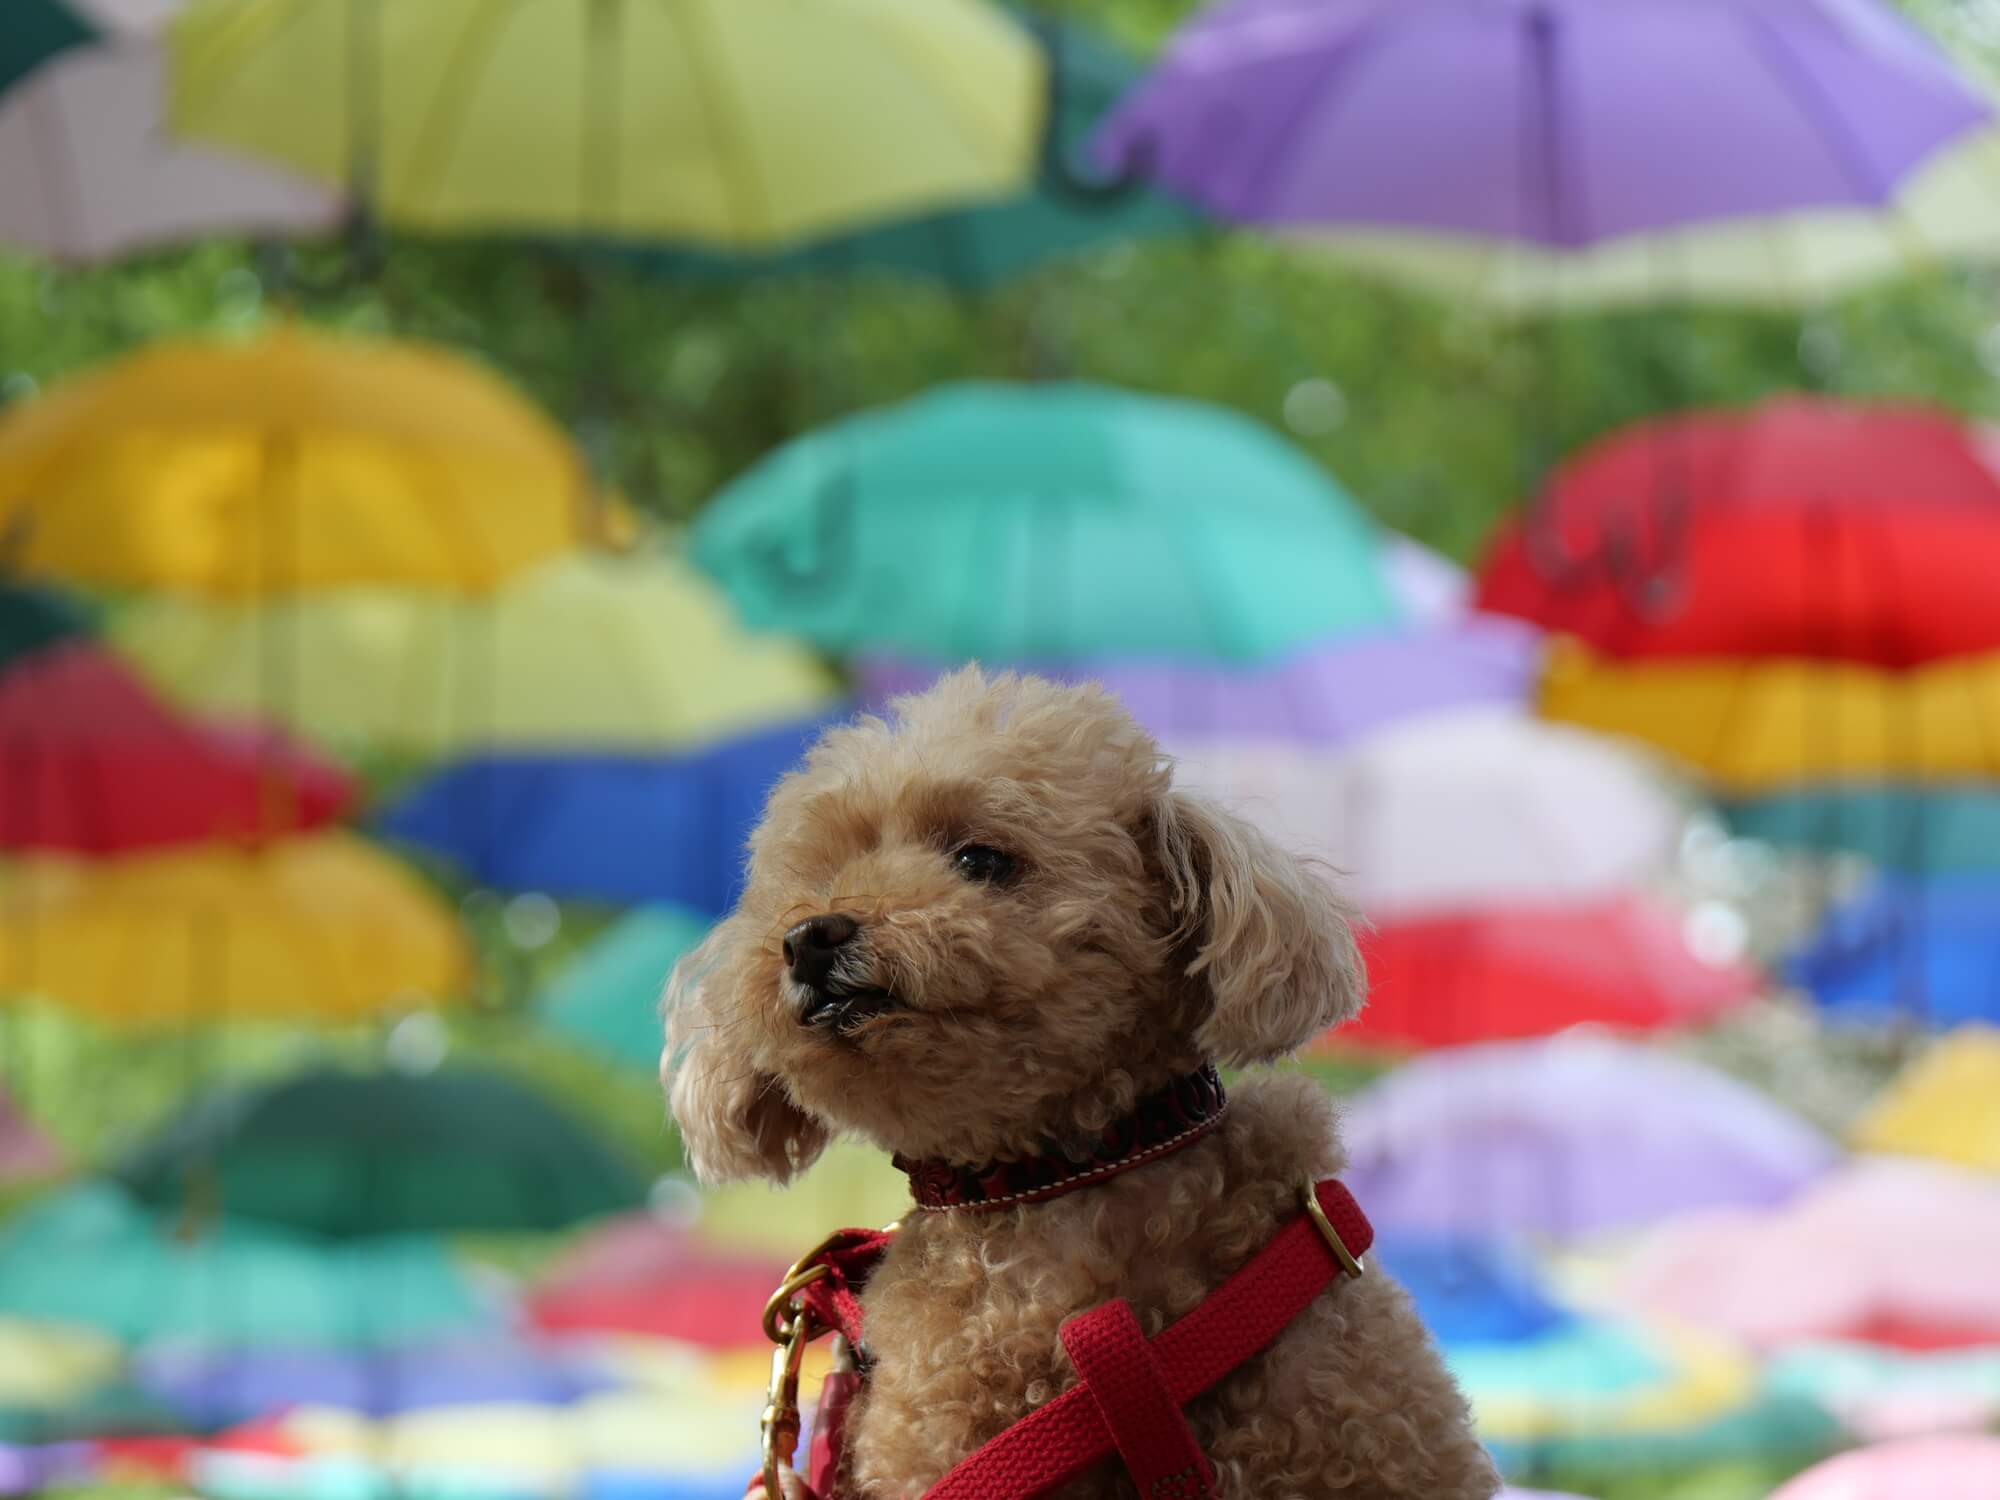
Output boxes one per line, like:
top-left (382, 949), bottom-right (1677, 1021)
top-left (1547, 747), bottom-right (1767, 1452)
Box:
top-left (664, 668), bottom-right (1362, 1181)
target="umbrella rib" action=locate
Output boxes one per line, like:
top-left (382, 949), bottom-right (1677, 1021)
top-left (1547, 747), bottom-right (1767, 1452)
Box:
top-left (650, 0), bottom-right (768, 242)
top-left (398, 0), bottom-right (517, 221)
top-left (1738, 10), bottom-right (1906, 208)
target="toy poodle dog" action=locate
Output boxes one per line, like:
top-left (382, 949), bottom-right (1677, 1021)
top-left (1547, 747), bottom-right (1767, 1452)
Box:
top-left (666, 668), bottom-right (1497, 1500)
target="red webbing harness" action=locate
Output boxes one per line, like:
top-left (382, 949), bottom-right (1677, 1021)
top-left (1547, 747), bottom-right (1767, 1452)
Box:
top-left (759, 1179), bottom-right (1372, 1500)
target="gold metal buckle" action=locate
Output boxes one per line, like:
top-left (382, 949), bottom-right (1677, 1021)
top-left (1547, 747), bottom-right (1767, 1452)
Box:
top-left (761, 1307), bottom-right (819, 1499)
top-left (1301, 1181), bottom-right (1366, 1279)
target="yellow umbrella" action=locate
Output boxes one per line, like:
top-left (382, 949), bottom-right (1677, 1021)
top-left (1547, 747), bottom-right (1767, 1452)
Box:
top-left (1853, 1027), bottom-right (2000, 1173)
top-left (695, 1140), bottom-right (910, 1259)
top-left (112, 553), bottom-right (837, 755)
top-left (1539, 638), bottom-right (2000, 793)
top-left (0, 326), bottom-right (592, 596)
top-left (167, 0), bottom-right (1045, 248)
top-left (0, 832), bottom-right (470, 1026)
top-left (0, 1318), bottom-right (121, 1410)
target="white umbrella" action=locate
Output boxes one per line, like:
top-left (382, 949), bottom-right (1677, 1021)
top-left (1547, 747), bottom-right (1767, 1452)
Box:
top-left (0, 39), bottom-right (339, 264)
top-left (1169, 707), bottom-right (1680, 918)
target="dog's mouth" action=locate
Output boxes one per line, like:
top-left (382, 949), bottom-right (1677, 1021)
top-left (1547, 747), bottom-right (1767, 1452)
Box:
top-left (799, 984), bottom-right (903, 1035)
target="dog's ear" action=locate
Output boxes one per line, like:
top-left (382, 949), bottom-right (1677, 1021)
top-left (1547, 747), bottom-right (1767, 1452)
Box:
top-left (662, 918), bottom-right (829, 1185)
top-left (1151, 786), bottom-right (1365, 1065)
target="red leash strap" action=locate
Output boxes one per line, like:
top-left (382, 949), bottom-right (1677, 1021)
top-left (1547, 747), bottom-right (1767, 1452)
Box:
top-left (921, 1180), bottom-right (1371, 1500)
top-left (1060, 1301), bottom-right (1214, 1500)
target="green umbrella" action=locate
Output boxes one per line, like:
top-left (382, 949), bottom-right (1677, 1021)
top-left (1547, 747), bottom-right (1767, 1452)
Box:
top-left (1722, 786), bottom-right (2000, 876)
top-left (0, 1), bottom-right (94, 100)
top-left (535, 906), bottom-right (709, 1074)
top-left (626, 20), bottom-right (1194, 288)
top-left (0, 585), bottom-right (92, 676)
top-left (692, 381), bottom-right (1402, 661)
top-left (0, 1183), bottom-right (491, 1348)
top-left (116, 1066), bottom-right (648, 1239)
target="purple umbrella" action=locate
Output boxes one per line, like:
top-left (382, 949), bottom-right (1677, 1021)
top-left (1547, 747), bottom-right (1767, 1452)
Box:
top-left (0, 1442), bottom-right (91, 1495)
top-left (0, 1090), bottom-right (60, 1181)
top-left (853, 618), bottom-right (1541, 745)
top-left (1095, 0), bottom-right (1990, 244)
top-left (1340, 1035), bottom-right (1838, 1241)
top-left (133, 1338), bottom-right (616, 1425)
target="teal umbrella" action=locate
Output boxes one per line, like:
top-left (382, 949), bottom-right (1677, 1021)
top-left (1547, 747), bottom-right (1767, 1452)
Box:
top-left (0, 1183), bottom-right (491, 1348)
top-left (628, 20), bottom-right (1194, 288)
top-left (535, 906), bottom-right (710, 1073)
top-left (0, 1), bottom-right (94, 100)
top-left (116, 1066), bottom-right (648, 1239)
top-left (0, 584), bottom-right (91, 676)
top-left (692, 382), bottom-right (1402, 661)
top-left (1723, 786), bottom-right (2000, 876)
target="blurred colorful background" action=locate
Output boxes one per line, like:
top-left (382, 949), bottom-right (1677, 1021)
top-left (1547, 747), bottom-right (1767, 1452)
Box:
top-left (4, 1), bottom-right (2000, 1498)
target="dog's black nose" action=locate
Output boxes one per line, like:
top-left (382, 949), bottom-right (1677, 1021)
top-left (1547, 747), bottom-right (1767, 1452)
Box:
top-left (783, 913), bottom-right (859, 990)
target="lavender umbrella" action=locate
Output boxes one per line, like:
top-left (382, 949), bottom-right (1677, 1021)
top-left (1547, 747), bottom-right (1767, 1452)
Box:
top-left (1341, 1035), bottom-right (1838, 1241)
top-left (855, 618), bottom-right (1541, 746)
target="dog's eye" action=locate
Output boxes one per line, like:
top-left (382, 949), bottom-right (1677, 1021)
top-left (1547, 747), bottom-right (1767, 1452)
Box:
top-left (952, 844), bottom-right (1016, 884)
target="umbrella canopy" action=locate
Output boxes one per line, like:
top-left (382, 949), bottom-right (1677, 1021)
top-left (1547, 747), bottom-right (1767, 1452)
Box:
top-left (375, 715), bottom-right (831, 912)
top-left (1768, 1435), bottom-right (2000, 1500)
top-left (0, 40), bottom-right (339, 263)
top-left (631, 19), bottom-right (1193, 288)
top-left (0, 1319), bottom-right (119, 1411)
top-left (696, 1140), bottom-right (913, 1259)
top-left (0, 1091), bottom-right (61, 1182)
top-left (0, 585), bottom-right (91, 675)
top-left (114, 555), bottom-right (837, 755)
top-left (1767, 1340), bottom-right (2000, 1444)
top-left (0, 641), bottom-right (354, 854)
top-left (534, 907), bottom-right (710, 1072)
top-left (1540, 640), bottom-right (2000, 792)
top-left (0, 832), bottom-right (470, 1026)
top-left (1477, 398), bottom-right (2000, 667)
top-left (1331, 895), bottom-right (1756, 1051)
top-left (856, 618), bottom-right (1541, 746)
top-left (1372, 1235), bottom-right (1572, 1347)
top-left (135, 1339), bottom-right (616, 1426)
top-left (1612, 1157), bottom-right (2000, 1353)
top-left (1093, 0), bottom-right (1997, 309)
top-left (1723, 784), bottom-right (2000, 876)
top-left (1341, 1034), bottom-right (1838, 1239)
top-left (0, 1183), bottom-right (491, 1348)
top-left (116, 1065), bottom-right (648, 1238)
top-left (527, 1213), bottom-right (786, 1347)
top-left (1853, 1028), bottom-right (2000, 1173)
top-left (691, 381), bottom-right (1400, 661)
top-left (166, 0), bottom-right (1044, 247)
top-left (0, 326), bottom-right (592, 596)
top-left (0, 2), bottom-right (95, 97)
top-left (1169, 707), bottom-right (1680, 919)
top-left (1786, 877), bottom-right (2000, 1028)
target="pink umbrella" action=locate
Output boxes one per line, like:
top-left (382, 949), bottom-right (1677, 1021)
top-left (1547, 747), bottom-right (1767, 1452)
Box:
top-left (1768, 1435), bottom-right (2000, 1500)
top-left (1614, 1157), bottom-right (2000, 1352)
top-left (0, 1089), bottom-right (61, 1181)
top-left (527, 1212), bottom-right (788, 1348)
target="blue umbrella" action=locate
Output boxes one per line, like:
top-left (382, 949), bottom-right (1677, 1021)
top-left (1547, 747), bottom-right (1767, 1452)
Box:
top-left (1786, 877), bottom-right (2000, 1027)
top-left (1372, 1234), bottom-right (1572, 1347)
top-left (376, 715), bottom-right (833, 911)
top-left (1723, 786), bottom-right (2000, 876)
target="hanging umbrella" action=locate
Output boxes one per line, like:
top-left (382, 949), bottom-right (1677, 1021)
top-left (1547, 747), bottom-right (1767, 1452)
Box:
top-left (527, 1212), bottom-right (787, 1348)
top-left (1329, 894), bottom-right (1757, 1051)
top-left (1371, 1235), bottom-right (1573, 1347)
top-left (1767, 1340), bottom-right (2000, 1444)
top-left (1785, 876), bottom-right (2000, 1028)
top-left (629, 19), bottom-right (1193, 288)
top-left (1723, 784), bottom-right (2000, 876)
top-left (1341, 1034), bottom-right (1838, 1239)
top-left (0, 40), bottom-right (341, 263)
top-left (165, 0), bottom-right (1045, 248)
top-left (0, 326), bottom-right (593, 595)
top-left (0, 1319), bottom-right (118, 1411)
top-left (134, 1339), bottom-right (616, 1427)
top-left (1169, 707), bottom-right (1681, 919)
top-left (0, 2), bottom-right (95, 98)
top-left (114, 555), bottom-right (837, 755)
top-left (1092, 0), bottom-right (2000, 311)
top-left (116, 1065), bottom-right (648, 1238)
top-left (855, 618), bottom-right (1541, 746)
top-left (0, 832), bottom-right (470, 1026)
top-left (0, 1183), bottom-right (492, 1348)
top-left (1539, 639), bottom-right (2000, 792)
top-left (696, 1140), bottom-right (912, 1259)
top-left (690, 381), bottom-right (1401, 662)
top-left (1477, 398), bottom-right (2000, 667)
top-left (1768, 1435), bottom-right (2000, 1500)
top-left (0, 1091), bottom-right (61, 1182)
top-left (1381, 534), bottom-right (1472, 625)
top-left (375, 714), bottom-right (832, 911)
top-left (534, 907), bottom-right (710, 1072)
top-left (1611, 1157), bottom-right (2000, 1353)
top-left (0, 585), bottom-right (91, 676)
top-left (0, 641), bottom-right (354, 854)
top-left (1853, 1028), bottom-right (2000, 1173)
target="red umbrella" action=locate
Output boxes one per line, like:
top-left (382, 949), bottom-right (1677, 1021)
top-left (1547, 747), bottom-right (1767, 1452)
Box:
top-left (0, 641), bottom-right (352, 853)
top-left (527, 1212), bottom-right (787, 1348)
top-left (1477, 398), bottom-right (2000, 666)
top-left (1327, 896), bottom-right (1757, 1051)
